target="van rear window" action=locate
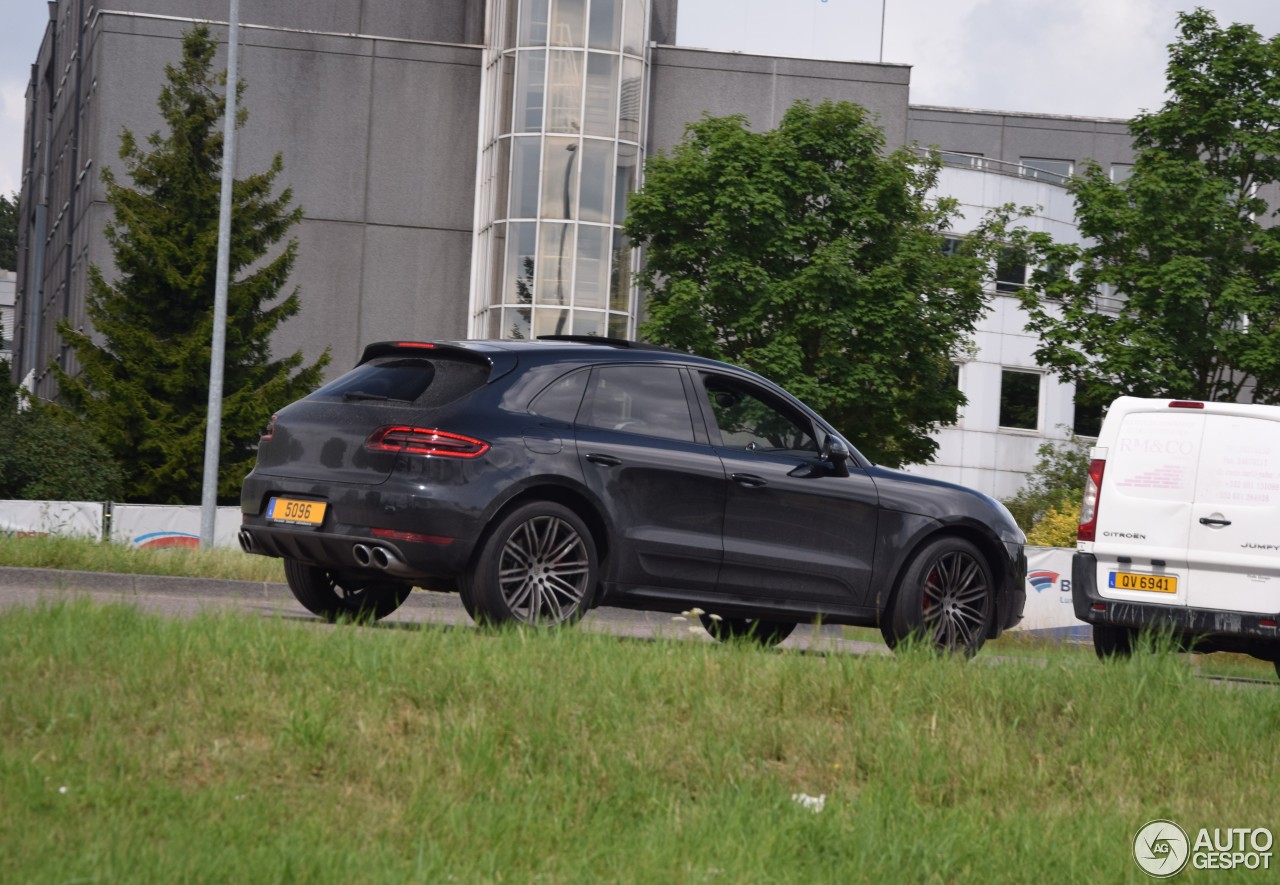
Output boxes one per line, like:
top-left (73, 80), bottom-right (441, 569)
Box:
top-left (310, 357), bottom-right (489, 407)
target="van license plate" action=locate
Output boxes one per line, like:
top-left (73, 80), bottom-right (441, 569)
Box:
top-left (267, 497), bottom-right (327, 527)
top-left (1109, 571), bottom-right (1177, 593)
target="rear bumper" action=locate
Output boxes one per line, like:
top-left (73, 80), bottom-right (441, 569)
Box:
top-left (239, 472), bottom-right (485, 583)
top-left (1072, 553), bottom-right (1280, 645)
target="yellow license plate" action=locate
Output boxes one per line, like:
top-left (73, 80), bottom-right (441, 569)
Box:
top-left (1109, 571), bottom-right (1178, 593)
top-left (267, 497), bottom-right (327, 527)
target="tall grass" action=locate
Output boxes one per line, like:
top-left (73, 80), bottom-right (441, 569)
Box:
top-left (0, 533), bottom-right (285, 582)
top-left (2, 601), bottom-right (1277, 883)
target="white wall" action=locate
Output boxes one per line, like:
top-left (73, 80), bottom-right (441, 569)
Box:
top-left (905, 166), bottom-right (1087, 499)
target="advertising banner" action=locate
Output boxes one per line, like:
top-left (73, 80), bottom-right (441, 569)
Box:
top-left (109, 504), bottom-right (243, 549)
top-left (0, 499), bottom-right (104, 538)
top-left (1014, 546), bottom-right (1090, 641)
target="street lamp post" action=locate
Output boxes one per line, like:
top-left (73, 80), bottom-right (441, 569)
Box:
top-left (199, 0), bottom-right (240, 548)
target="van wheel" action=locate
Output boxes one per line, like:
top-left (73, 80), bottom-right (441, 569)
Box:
top-left (1092, 623), bottom-right (1136, 660)
top-left (880, 537), bottom-right (993, 656)
top-left (283, 559), bottom-right (412, 622)
top-left (466, 502), bottom-right (597, 627)
top-left (700, 614), bottom-right (796, 647)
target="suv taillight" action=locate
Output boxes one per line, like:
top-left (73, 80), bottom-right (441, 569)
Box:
top-left (1077, 458), bottom-right (1106, 542)
top-left (365, 426), bottom-right (490, 459)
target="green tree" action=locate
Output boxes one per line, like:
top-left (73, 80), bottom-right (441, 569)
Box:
top-left (624, 100), bottom-right (1017, 467)
top-left (0, 191), bottom-right (17, 270)
top-left (55, 25), bottom-right (328, 504)
top-left (0, 358), bottom-right (123, 500)
top-left (1017, 9), bottom-right (1280, 405)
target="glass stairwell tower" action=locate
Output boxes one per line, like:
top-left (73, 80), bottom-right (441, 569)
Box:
top-left (470, 0), bottom-right (649, 339)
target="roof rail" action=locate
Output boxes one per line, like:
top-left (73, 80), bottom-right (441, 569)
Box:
top-left (536, 335), bottom-right (682, 353)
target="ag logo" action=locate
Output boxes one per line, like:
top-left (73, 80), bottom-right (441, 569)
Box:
top-left (1134, 819), bottom-right (1190, 877)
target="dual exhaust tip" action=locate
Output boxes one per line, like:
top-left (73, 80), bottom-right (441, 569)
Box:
top-left (237, 530), bottom-right (412, 578)
top-left (352, 542), bottom-right (412, 577)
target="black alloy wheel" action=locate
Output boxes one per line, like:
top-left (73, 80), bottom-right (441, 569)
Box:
top-left (881, 537), bottom-right (994, 656)
top-left (699, 614), bottom-right (796, 647)
top-left (466, 501), bottom-right (597, 627)
top-left (283, 558), bottom-right (412, 622)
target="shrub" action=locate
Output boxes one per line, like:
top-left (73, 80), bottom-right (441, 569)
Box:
top-left (1003, 431), bottom-right (1091, 532)
top-left (1026, 498), bottom-right (1081, 548)
top-left (0, 366), bottom-right (123, 501)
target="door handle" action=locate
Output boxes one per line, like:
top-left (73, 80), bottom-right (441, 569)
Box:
top-left (586, 453), bottom-right (622, 467)
top-left (1198, 517), bottom-right (1232, 527)
top-left (731, 473), bottom-right (767, 488)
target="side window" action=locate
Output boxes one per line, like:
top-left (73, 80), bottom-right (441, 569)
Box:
top-left (578, 365), bottom-right (695, 443)
top-left (529, 369), bottom-right (588, 422)
top-left (701, 374), bottom-right (817, 455)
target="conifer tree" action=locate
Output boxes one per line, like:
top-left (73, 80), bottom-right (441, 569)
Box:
top-left (56, 25), bottom-right (328, 503)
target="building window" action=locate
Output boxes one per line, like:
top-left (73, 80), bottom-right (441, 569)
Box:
top-left (941, 235), bottom-right (963, 257)
top-left (940, 151), bottom-right (984, 170)
top-left (1110, 163), bottom-right (1134, 182)
top-left (1020, 157), bottom-right (1072, 184)
top-left (999, 370), bottom-right (1041, 431)
top-left (995, 248), bottom-right (1027, 293)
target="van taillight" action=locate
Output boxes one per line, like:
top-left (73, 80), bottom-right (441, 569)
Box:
top-left (1168, 400), bottom-right (1205, 409)
top-left (1077, 458), bottom-right (1106, 542)
top-left (366, 426), bottom-right (490, 459)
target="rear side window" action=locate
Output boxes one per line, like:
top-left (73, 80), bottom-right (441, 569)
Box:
top-left (529, 370), bottom-right (589, 422)
top-left (309, 357), bottom-right (489, 407)
top-left (578, 365), bottom-right (696, 443)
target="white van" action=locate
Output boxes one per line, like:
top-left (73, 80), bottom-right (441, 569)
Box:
top-left (1073, 396), bottom-right (1280, 675)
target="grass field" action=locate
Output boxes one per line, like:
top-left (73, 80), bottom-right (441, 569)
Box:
top-left (2, 597), bottom-right (1278, 883)
top-left (0, 532), bottom-right (286, 582)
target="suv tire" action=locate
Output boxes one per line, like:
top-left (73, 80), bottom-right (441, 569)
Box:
top-left (466, 501), bottom-right (597, 627)
top-left (283, 558), bottom-right (412, 622)
top-left (881, 537), bottom-right (993, 656)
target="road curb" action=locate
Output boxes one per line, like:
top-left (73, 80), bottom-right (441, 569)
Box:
top-left (0, 566), bottom-right (288, 599)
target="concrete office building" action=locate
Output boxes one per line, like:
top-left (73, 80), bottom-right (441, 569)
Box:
top-left (13, 0), bottom-right (1136, 498)
top-left (904, 107), bottom-right (1134, 496)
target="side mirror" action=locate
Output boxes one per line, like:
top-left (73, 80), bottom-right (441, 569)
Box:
top-left (821, 436), bottom-right (852, 477)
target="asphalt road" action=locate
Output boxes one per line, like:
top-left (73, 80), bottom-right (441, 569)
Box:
top-left (0, 566), bottom-right (883, 655)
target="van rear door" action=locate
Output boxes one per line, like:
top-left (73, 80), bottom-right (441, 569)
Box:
top-left (1092, 404), bottom-right (1202, 608)
top-left (1186, 409), bottom-right (1280, 614)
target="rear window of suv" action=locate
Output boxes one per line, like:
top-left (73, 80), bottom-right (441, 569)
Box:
top-left (309, 357), bottom-right (489, 407)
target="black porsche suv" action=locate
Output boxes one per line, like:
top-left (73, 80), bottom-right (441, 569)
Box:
top-left (240, 337), bottom-right (1026, 654)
